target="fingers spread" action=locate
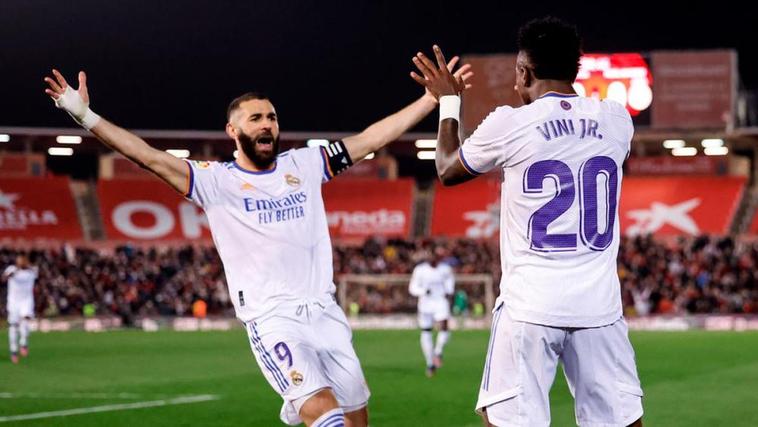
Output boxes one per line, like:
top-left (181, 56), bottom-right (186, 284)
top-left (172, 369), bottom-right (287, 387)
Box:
top-left (446, 55), bottom-right (460, 72)
top-left (416, 52), bottom-right (438, 77)
top-left (52, 69), bottom-right (69, 89)
top-left (413, 56), bottom-right (436, 79)
top-left (78, 71), bottom-right (89, 101)
top-left (44, 88), bottom-right (60, 100)
top-left (432, 45), bottom-right (448, 72)
top-left (410, 71), bottom-right (429, 86)
top-left (44, 77), bottom-right (63, 94)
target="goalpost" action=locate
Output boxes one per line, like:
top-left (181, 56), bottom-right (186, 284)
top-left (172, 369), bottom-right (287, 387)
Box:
top-left (336, 274), bottom-right (497, 328)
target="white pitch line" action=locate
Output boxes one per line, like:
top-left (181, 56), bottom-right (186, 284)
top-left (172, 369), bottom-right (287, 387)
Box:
top-left (0, 392), bottom-right (161, 400)
top-left (0, 394), bottom-right (220, 423)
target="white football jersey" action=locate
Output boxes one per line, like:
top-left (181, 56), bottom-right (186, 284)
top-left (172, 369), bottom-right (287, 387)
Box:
top-left (459, 93), bottom-right (633, 327)
top-left (4, 265), bottom-right (37, 306)
top-left (409, 262), bottom-right (455, 303)
top-left (186, 147), bottom-right (337, 321)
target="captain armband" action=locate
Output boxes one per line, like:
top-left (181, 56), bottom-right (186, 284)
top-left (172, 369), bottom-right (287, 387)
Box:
top-left (321, 140), bottom-right (354, 179)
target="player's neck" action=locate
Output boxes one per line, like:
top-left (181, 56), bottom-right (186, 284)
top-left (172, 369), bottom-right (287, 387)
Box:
top-left (236, 155), bottom-right (276, 173)
top-left (531, 80), bottom-right (577, 100)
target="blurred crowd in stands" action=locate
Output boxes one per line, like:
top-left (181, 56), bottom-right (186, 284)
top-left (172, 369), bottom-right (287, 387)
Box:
top-left (1, 234), bottom-right (757, 321)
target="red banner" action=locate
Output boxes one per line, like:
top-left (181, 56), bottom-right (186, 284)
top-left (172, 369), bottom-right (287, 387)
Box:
top-left (431, 178), bottom-right (501, 238)
top-left (99, 178), bottom-right (414, 241)
top-left (323, 179), bottom-right (414, 239)
top-left (651, 50), bottom-right (736, 129)
top-left (0, 177), bottom-right (82, 239)
top-left (430, 176), bottom-right (745, 238)
top-left (620, 177), bottom-right (745, 236)
top-left (98, 179), bottom-right (211, 241)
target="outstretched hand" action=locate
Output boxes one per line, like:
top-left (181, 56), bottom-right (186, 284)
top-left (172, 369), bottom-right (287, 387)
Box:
top-left (412, 46), bottom-right (473, 100)
top-left (43, 69), bottom-right (99, 129)
top-left (44, 70), bottom-right (90, 116)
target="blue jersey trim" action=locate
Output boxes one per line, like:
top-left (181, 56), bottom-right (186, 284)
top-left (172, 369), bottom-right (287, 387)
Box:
top-left (183, 160), bottom-right (194, 198)
top-left (233, 161), bottom-right (277, 175)
top-left (538, 92), bottom-right (579, 99)
top-left (458, 147), bottom-right (483, 176)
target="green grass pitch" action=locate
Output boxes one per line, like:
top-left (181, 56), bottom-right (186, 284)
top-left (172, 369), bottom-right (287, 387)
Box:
top-left (1, 329), bottom-right (758, 426)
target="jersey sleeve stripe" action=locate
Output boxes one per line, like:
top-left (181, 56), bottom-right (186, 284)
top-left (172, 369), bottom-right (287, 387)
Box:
top-left (458, 147), bottom-right (483, 176)
top-left (320, 147), bottom-right (335, 180)
top-left (183, 160), bottom-right (195, 198)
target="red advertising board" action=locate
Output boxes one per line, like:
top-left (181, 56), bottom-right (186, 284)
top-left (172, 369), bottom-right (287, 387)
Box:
top-left (0, 177), bottom-right (82, 239)
top-left (431, 178), bottom-right (501, 238)
top-left (98, 178), bottom-right (414, 241)
top-left (430, 176), bottom-right (745, 238)
top-left (98, 179), bottom-right (211, 241)
top-left (619, 177), bottom-right (745, 236)
top-left (323, 179), bottom-right (414, 239)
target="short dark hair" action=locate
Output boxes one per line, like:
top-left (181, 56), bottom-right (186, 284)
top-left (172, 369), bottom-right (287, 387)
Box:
top-left (227, 92), bottom-right (270, 121)
top-left (517, 17), bottom-right (582, 81)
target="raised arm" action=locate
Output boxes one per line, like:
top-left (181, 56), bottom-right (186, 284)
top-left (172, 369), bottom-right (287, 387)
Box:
top-left (410, 46), bottom-right (477, 186)
top-left (342, 57), bottom-right (472, 163)
top-left (44, 70), bottom-right (190, 195)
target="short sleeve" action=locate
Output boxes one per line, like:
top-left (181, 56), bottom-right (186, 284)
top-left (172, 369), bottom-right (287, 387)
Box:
top-left (287, 147), bottom-right (333, 184)
top-left (459, 106), bottom-right (517, 175)
top-left (184, 160), bottom-right (221, 208)
top-left (605, 99), bottom-right (634, 155)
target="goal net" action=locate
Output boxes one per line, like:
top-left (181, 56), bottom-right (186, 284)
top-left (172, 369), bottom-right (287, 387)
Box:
top-left (336, 274), bottom-right (497, 329)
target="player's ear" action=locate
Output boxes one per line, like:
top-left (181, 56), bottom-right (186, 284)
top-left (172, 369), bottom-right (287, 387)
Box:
top-left (225, 122), bottom-right (237, 140)
top-left (523, 66), bottom-right (534, 88)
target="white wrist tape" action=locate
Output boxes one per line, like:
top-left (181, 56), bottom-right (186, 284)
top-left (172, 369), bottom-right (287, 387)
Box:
top-left (439, 95), bottom-right (461, 123)
top-left (77, 109), bottom-right (101, 130)
top-left (54, 86), bottom-right (101, 130)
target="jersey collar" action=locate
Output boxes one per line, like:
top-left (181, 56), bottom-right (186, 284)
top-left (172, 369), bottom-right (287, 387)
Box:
top-left (537, 91), bottom-right (579, 99)
top-left (233, 161), bottom-right (277, 175)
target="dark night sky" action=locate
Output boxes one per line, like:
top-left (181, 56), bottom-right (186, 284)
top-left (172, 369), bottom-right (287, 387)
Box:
top-left (1, 0), bottom-right (755, 133)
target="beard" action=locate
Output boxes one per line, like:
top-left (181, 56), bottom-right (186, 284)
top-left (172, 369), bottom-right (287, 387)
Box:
top-left (238, 130), bottom-right (280, 170)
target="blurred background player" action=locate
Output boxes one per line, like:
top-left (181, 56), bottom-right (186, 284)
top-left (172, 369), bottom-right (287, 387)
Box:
top-left (44, 60), bottom-right (471, 426)
top-left (408, 247), bottom-right (455, 377)
top-left (412, 17), bottom-right (644, 427)
top-left (3, 255), bottom-right (38, 364)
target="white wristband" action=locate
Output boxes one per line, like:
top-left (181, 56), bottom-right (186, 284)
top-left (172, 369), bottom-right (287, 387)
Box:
top-left (77, 109), bottom-right (101, 130)
top-left (439, 95), bottom-right (461, 123)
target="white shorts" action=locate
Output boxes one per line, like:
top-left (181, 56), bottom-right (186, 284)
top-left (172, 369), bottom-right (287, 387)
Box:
top-left (7, 299), bottom-right (34, 324)
top-left (476, 303), bottom-right (643, 427)
top-left (244, 301), bottom-right (370, 425)
top-left (417, 298), bottom-right (451, 329)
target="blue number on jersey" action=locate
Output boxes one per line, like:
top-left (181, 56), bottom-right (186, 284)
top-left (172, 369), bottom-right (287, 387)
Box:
top-left (523, 156), bottom-right (618, 252)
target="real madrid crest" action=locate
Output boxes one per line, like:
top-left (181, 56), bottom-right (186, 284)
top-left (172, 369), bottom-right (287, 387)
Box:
top-left (285, 174), bottom-right (301, 187)
top-left (290, 370), bottom-right (304, 386)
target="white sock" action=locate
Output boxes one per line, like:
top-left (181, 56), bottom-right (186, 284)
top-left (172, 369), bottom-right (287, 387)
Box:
top-left (19, 319), bottom-right (29, 348)
top-left (311, 407), bottom-right (344, 427)
top-left (420, 330), bottom-right (434, 368)
top-left (434, 331), bottom-right (450, 357)
top-left (8, 324), bottom-right (18, 354)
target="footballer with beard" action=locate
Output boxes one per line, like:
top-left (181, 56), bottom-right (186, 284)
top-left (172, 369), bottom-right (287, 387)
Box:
top-left (44, 58), bottom-right (471, 427)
